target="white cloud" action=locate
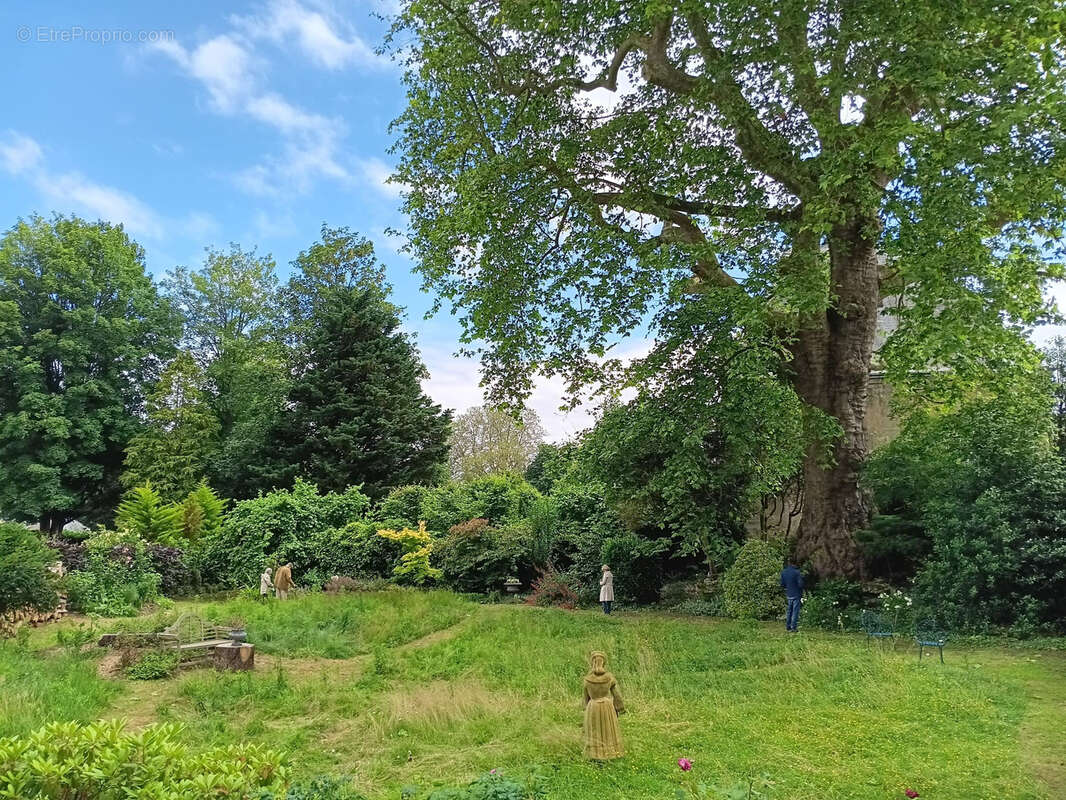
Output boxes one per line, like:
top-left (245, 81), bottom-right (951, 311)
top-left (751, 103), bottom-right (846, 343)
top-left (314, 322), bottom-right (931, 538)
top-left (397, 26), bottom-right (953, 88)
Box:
top-left (33, 171), bottom-right (164, 239)
top-left (1, 130), bottom-right (215, 244)
top-left (150, 23), bottom-right (365, 197)
top-left (420, 340), bottom-right (652, 443)
top-left (358, 157), bottom-right (406, 199)
top-left (0, 132), bottom-right (44, 175)
top-left (233, 0), bottom-right (388, 70)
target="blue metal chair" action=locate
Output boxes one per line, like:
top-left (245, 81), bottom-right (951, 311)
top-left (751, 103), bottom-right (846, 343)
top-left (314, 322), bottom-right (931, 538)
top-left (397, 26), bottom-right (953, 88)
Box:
top-left (861, 610), bottom-right (894, 642)
top-left (915, 618), bottom-right (948, 663)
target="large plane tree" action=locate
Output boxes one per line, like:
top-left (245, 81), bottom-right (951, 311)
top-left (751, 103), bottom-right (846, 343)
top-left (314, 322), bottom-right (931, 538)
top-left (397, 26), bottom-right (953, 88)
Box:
top-left (390, 1), bottom-right (1066, 576)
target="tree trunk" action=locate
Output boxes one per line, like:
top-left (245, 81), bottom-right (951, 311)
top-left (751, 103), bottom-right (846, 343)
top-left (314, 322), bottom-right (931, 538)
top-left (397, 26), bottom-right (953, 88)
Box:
top-left (788, 219), bottom-right (882, 578)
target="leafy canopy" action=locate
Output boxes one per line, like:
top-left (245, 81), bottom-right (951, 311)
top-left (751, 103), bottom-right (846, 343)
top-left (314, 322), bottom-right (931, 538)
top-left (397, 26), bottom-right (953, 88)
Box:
top-left (0, 215), bottom-right (178, 530)
top-left (121, 352), bottom-right (220, 500)
top-left (449, 405), bottom-right (546, 480)
top-left (390, 0), bottom-right (1066, 407)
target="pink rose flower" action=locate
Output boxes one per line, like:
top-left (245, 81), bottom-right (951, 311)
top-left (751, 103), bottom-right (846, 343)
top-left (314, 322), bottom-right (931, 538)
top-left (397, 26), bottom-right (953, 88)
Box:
top-left (678, 758), bottom-right (692, 772)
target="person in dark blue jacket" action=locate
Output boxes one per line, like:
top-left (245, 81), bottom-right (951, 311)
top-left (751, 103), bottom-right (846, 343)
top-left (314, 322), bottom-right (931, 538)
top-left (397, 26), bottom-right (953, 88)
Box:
top-left (780, 562), bottom-right (804, 632)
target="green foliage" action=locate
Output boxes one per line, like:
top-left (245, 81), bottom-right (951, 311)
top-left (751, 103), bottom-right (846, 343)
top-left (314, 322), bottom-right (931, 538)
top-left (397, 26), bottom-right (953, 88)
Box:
top-left (427, 771), bottom-right (539, 800)
top-left (121, 352), bottom-right (221, 500)
top-left (163, 245), bottom-right (286, 501)
top-left (263, 776), bottom-right (366, 800)
top-left (865, 394), bottom-right (1066, 633)
top-left (722, 539), bottom-right (784, 620)
top-left (311, 520), bottom-right (405, 579)
top-left (578, 304), bottom-right (826, 574)
top-left (115, 483), bottom-right (183, 545)
top-left (125, 648), bottom-right (180, 680)
top-left (524, 443), bottom-right (577, 494)
top-left (259, 286), bottom-right (450, 499)
top-left (434, 519), bottom-right (513, 593)
top-left (0, 523), bottom-right (58, 616)
top-left (377, 522), bottom-right (441, 585)
top-left (0, 720), bottom-right (287, 798)
top-left (600, 532), bottom-right (671, 604)
top-left (420, 474), bottom-right (541, 532)
top-left (377, 485), bottom-right (431, 526)
top-left (800, 579), bottom-right (866, 632)
top-left (199, 479), bottom-right (370, 587)
top-left (182, 482), bottom-right (227, 542)
top-left (63, 530), bottom-right (160, 616)
top-left (0, 215), bottom-right (179, 531)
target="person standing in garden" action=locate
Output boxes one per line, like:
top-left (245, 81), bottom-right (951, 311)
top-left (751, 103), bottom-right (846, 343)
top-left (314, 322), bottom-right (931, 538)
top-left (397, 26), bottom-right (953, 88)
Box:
top-left (274, 562), bottom-right (294, 600)
top-left (599, 564), bottom-right (614, 615)
top-left (780, 561), bottom-right (804, 633)
top-left (259, 566), bottom-right (273, 600)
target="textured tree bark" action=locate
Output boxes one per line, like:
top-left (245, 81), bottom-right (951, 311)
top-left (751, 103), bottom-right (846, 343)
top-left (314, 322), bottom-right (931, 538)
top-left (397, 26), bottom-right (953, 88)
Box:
top-left (788, 219), bottom-right (883, 578)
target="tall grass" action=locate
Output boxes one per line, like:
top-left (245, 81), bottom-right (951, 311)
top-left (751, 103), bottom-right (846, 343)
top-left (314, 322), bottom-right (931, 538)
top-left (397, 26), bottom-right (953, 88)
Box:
top-left (0, 645), bottom-right (118, 737)
top-left (2, 593), bottom-right (1059, 799)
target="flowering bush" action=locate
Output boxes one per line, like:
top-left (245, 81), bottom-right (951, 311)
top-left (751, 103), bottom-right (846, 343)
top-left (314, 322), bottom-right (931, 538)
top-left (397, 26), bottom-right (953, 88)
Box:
top-left (878, 588), bottom-right (915, 633)
top-left (377, 522), bottom-right (441, 585)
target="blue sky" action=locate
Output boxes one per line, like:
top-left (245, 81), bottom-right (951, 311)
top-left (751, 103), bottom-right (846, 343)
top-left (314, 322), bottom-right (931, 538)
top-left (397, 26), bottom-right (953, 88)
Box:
top-left (0, 0), bottom-right (603, 440)
top-left (1, 1), bottom-right (1063, 441)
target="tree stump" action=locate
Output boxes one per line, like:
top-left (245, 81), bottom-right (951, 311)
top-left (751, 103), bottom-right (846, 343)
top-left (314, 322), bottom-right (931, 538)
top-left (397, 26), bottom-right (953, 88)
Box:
top-left (213, 642), bottom-right (255, 671)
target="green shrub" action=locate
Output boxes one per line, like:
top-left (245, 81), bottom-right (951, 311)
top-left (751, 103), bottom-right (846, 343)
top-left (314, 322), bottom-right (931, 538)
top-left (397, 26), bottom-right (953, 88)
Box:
top-left (376, 485), bottom-right (431, 526)
top-left (377, 522), bottom-right (441, 585)
top-left (420, 475), bottom-right (541, 532)
top-left (262, 776), bottom-right (365, 799)
top-left (722, 539), bottom-right (784, 620)
top-left (0, 523), bottom-right (59, 617)
top-left (115, 483), bottom-right (183, 545)
top-left (63, 530), bottom-right (161, 616)
top-left (866, 396), bottom-right (1066, 634)
top-left (601, 532), bottom-right (671, 603)
top-left (312, 519), bottom-right (406, 578)
top-left (198, 479), bottom-right (371, 587)
top-left (435, 518), bottom-right (514, 593)
top-left (426, 770), bottom-right (542, 800)
top-left (126, 648), bottom-right (180, 680)
top-left (801, 578), bottom-right (866, 631)
top-left (0, 720), bottom-right (288, 798)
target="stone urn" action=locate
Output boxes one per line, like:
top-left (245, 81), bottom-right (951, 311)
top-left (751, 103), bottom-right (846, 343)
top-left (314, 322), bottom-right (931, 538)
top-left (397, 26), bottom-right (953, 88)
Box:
top-left (229, 629), bottom-right (247, 644)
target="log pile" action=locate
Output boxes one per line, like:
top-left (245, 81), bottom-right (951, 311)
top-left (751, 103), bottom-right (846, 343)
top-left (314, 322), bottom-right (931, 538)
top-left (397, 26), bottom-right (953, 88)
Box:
top-left (0, 596), bottom-right (69, 637)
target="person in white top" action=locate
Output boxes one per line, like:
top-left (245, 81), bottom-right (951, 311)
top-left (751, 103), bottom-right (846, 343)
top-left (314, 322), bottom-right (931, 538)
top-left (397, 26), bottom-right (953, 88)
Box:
top-left (259, 567), bottom-right (274, 600)
top-left (599, 564), bottom-right (614, 615)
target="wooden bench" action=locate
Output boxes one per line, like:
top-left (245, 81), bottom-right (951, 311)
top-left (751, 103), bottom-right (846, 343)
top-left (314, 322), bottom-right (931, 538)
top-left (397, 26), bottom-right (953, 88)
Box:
top-left (158, 613), bottom-right (233, 654)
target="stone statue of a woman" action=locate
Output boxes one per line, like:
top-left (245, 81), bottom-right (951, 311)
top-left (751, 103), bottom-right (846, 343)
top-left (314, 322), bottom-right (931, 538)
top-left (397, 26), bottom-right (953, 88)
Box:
top-left (582, 651), bottom-right (624, 760)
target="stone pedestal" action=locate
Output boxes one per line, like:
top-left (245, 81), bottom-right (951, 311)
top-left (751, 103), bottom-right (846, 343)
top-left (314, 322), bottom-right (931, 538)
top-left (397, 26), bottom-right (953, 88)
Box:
top-left (213, 642), bottom-right (255, 671)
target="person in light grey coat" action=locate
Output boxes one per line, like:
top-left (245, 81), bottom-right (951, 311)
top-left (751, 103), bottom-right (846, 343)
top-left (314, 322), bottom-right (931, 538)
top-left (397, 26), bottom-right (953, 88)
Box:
top-left (259, 567), bottom-right (274, 600)
top-left (599, 564), bottom-right (614, 615)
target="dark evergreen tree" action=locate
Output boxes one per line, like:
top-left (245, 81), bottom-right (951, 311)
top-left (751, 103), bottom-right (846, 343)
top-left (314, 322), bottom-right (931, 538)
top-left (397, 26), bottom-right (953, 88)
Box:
top-left (260, 287), bottom-right (450, 498)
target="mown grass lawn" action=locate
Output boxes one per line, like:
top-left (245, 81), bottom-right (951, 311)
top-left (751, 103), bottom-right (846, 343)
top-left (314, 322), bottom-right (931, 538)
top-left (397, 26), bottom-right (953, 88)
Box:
top-left (3, 590), bottom-right (1064, 800)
